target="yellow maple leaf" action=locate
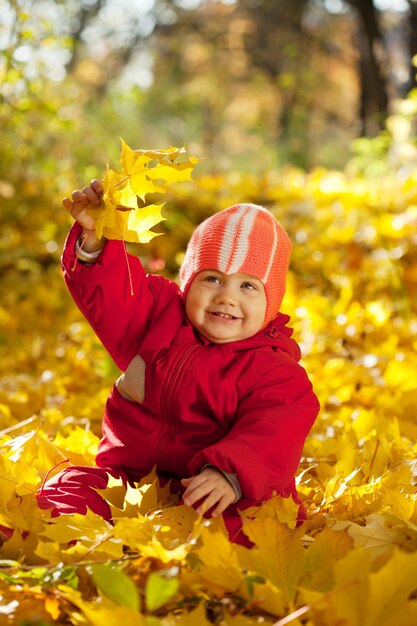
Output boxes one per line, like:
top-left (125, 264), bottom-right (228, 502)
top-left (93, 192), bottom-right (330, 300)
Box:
top-left (184, 520), bottom-right (285, 617)
top-left (36, 511), bottom-right (124, 565)
top-left (239, 517), bottom-right (306, 611)
top-left (0, 493), bottom-right (47, 563)
top-left (134, 467), bottom-right (176, 513)
top-left (59, 586), bottom-right (144, 626)
top-left (53, 426), bottom-right (100, 466)
top-left (240, 494), bottom-right (300, 529)
top-left (113, 505), bottom-right (200, 564)
top-left (301, 548), bottom-right (370, 626)
top-left (303, 548), bottom-right (417, 626)
top-left (331, 512), bottom-right (417, 561)
top-left (0, 454), bottom-right (37, 506)
top-left (367, 549), bottom-right (417, 625)
top-left (302, 527), bottom-right (353, 592)
top-left (186, 521), bottom-right (244, 596)
top-left (3, 429), bottom-right (67, 477)
top-left (88, 138), bottom-right (200, 243)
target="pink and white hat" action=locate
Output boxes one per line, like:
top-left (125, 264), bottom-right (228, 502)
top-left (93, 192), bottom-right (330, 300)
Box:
top-left (179, 203), bottom-right (292, 325)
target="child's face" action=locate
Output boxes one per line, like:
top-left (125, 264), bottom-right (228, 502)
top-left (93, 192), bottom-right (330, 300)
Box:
top-left (185, 270), bottom-right (267, 344)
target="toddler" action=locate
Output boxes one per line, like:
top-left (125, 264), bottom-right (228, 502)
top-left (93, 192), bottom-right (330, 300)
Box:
top-left (37, 179), bottom-right (320, 544)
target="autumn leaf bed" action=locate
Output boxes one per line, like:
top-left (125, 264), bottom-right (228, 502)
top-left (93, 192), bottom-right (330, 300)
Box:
top-left (1, 167), bottom-right (417, 626)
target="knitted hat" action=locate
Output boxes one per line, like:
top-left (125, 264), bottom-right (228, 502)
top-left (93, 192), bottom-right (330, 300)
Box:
top-left (180, 203), bottom-right (292, 325)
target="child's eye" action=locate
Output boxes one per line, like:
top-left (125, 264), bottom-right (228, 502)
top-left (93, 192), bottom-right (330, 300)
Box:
top-left (241, 282), bottom-right (256, 290)
top-left (205, 275), bottom-right (221, 284)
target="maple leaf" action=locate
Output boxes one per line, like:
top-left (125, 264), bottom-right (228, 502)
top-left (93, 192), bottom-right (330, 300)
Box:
top-left (36, 512), bottom-right (124, 565)
top-left (240, 494), bottom-right (300, 530)
top-left (113, 508), bottom-right (200, 564)
top-left (2, 429), bottom-right (68, 479)
top-left (302, 527), bottom-right (353, 592)
top-left (302, 548), bottom-right (417, 626)
top-left (0, 454), bottom-right (37, 506)
top-left (330, 512), bottom-right (417, 561)
top-left (97, 467), bottom-right (175, 520)
top-left (240, 517), bottom-right (306, 610)
top-left (301, 548), bottom-right (370, 626)
top-left (181, 519), bottom-right (242, 592)
top-left (3, 140), bottom-right (417, 626)
top-left (53, 427), bottom-right (100, 466)
top-left (88, 138), bottom-right (200, 243)
top-left (60, 587), bottom-right (145, 626)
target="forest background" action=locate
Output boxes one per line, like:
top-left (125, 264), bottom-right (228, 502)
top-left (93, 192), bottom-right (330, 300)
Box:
top-left (1, 1), bottom-right (417, 625)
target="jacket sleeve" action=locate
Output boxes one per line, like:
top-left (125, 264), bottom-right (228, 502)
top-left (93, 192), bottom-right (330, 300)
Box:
top-left (62, 222), bottom-right (156, 371)
top-left (188, 358), bottom-right (320, 503)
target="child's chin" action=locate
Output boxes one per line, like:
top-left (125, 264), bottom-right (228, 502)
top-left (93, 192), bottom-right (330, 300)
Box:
top-left (206, 332), bottom-right (240, 344)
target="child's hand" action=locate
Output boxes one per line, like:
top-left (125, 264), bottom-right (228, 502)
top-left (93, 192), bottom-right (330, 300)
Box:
top-left (181, 467), bottom-right (235, 517)
top-left (63, 179), bottom-right (104, 252)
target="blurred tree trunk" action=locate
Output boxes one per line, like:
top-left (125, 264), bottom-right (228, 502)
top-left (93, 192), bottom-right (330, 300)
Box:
top-left (65, 1), bottom-right (104, 72)
top-left (239, 0), bottom-right (308, 116)
top-left (407, 0), bottom-right (417, 91)
top-left (236, 0), bottom-right (311, 156)
top-left (345, 0), bottom-right (389, 136)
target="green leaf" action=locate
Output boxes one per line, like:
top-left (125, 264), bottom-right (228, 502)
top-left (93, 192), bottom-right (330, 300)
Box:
top-left (145, 572), bottom-right (179, 612)
top-left (244, 574), bottom-right (266, 598)
top-left (90, 564), bottom-right (140, 611)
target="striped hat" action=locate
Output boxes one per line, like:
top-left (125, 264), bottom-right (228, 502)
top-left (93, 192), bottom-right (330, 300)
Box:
top-left (180, 203), bottom-right (292, 325)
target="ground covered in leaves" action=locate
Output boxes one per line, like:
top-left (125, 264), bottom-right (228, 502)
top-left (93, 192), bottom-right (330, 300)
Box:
top-left (1, 166), bottom-right (417, 626)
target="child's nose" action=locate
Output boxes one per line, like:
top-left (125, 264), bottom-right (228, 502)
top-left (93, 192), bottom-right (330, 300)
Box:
top-left (215, 286), bottom-right (237, 305)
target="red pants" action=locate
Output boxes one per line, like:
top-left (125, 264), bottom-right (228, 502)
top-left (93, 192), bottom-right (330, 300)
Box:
top-left (36, 466), bottom-right (126, 521)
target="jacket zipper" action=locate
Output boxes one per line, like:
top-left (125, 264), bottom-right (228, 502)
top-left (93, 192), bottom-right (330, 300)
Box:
top-left (156, 343), bottom-right (203, 465)
top-left (163, 343), bottom-right (203, 418)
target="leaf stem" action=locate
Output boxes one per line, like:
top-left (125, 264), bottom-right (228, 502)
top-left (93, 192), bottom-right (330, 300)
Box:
top-left (38, 458), bottom-right (70, 494)
top-left (364, 438), bottom-right (380, 483)
top-left (122, 240), bottom-right (134, 296)
top-left (272, 605), bottom-right (311, 626)
top-left (0, 415), bottom-right (38, 437)
top-left (113, 175), bottom-right (129, 188)
top-left (0, 554), bottom-right (138, 573)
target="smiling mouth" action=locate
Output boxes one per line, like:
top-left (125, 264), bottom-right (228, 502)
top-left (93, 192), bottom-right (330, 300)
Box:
top-left (210, 312), bottom-right (238, 320)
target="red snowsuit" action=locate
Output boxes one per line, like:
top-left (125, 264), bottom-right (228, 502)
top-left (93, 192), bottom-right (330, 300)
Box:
top-left (38, 223), bottom-right (320, 543)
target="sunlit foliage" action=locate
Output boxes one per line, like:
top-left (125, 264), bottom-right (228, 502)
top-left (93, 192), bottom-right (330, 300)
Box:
top-left (2, 1), bottom-right (417, 623)
top-left (1, 151), bottom-right (417, 623)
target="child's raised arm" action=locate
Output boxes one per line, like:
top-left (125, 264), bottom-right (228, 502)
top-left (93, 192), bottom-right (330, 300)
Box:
top-left (63, 179), bottom-right (105, 254)
top-left (61, 178), bottom-right (165, 371)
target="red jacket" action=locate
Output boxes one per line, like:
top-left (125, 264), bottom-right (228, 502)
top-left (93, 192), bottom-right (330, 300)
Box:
top-left (63, 223), bottom-right (320, 511)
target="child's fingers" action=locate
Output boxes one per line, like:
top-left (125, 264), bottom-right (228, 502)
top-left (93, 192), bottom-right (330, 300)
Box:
top-left (90, 178), bottom-right (104, 196)
top-left (183, 479), bottom-right (213, 507)
top-left (71, 190), bottom-right (89, 208)
top-left (194, 489), bottom-right (223, 515)
top-left (63, 183), bottom-right (102, 214)
top-left (182, 475), bottom-right (235, 516)
top-left (82, 185), bottom-right (101, 206)
top-left (62, 197), bottom-right (73, 211)
top-left (63, 196), bottom-right (87, 220)
top-left (63, 187), bottom-right (99, 232)
top-left (211, 494), bottom-right (234, 518)
top-left (182, 473), bottom-right (208, 494)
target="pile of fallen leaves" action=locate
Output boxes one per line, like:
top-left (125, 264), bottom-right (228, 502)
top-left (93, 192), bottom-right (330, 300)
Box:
top-left (1, 154), bottom-right (417, 625)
